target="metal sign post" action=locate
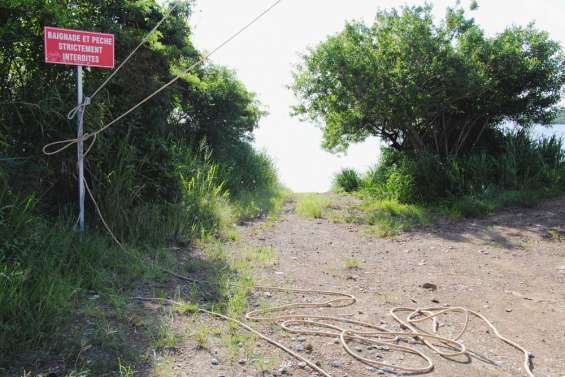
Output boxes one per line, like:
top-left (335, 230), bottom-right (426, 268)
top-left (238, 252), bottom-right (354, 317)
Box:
top-left (44, 26), bottom-right (114, 231)
top-left (76, 66), bottom-right (85, 231)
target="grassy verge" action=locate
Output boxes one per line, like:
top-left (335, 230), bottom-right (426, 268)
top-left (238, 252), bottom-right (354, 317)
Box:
top-left (305, 188), bottom-right (563, 239)
top-left (1, 172), bottom-right (289, 376)
top-left (327, 130), bottom-right (565, 235)
top-left (294, 193), bottom-right (331, 219)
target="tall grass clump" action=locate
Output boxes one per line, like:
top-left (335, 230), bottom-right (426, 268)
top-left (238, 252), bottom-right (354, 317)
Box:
top-left (93, 142), bottom-right (231, 246)
top-left (354, 130), bottom-right (565, 214)
top-left (0, 178), bottom-right (145, 357)
top-left (216, 142), bottom-right (288, 219)
top-left (333, 168), bottom-right (361, 193)
top-left (295, 194), bottom-right (330, 219)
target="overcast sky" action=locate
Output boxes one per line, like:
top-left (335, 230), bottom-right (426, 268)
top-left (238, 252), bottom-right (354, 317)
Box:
top-left (190, 0), bottom-right (565, 192)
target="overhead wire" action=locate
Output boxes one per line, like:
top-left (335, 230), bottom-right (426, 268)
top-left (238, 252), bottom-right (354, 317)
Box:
top-left (43, 0), bottom-right (284, 157)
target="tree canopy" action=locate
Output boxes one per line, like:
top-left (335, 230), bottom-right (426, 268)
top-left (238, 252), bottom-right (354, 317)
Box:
top-left (0, 0), bottom-right (264, 210)
top-left (291, 4), bottom-right (565, 158)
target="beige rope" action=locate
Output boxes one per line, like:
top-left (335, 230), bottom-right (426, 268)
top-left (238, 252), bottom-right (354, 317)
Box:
top-left (391, 306), bottom-right (534, 377)
top-left (134, 297), bottom-right (331, 377)
top-left (137, 285), bottom-right (535, 376)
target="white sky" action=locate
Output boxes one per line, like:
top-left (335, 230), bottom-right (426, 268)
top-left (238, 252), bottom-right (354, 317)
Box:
top-left (190, 0), bottom-right (565, 192)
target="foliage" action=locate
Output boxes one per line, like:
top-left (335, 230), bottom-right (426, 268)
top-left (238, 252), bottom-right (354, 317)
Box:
top-left (0, 0), bottom-right (286, 371)
top-left (294, 194), bottom-right (330, 219)
top-left (551, 108), bottom-right (565, 124)
top-left (358, 130), bottom-right (565, 203)
top-left (215, 142), bottom-right (287, 219)
top-left (333, 168), bottom-right (361, 193)
top-left (292, 3), bottom-right (565, 158)
top-left (0, 178), bottom-right (146, 356)
top-left (0, 0), bottom-right (277, 246)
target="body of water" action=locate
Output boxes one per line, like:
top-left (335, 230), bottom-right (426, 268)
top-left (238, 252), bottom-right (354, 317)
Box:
top-left (533, 124), bottom-right (565, 139)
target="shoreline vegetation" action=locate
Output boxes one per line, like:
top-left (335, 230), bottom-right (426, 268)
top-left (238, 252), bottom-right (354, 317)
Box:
top-left (328, 130), bottom-right (565, 236)
top-left (291, 2), bottom-right (565, 237)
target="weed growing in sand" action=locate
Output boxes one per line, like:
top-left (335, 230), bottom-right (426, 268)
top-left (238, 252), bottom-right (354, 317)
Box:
top-left (193, 324), bottom-right (210, 349)
top-left (345, 257), bottom-right (361, 269)
top-left (153, 355), bottom-right (175, 377)
top-left (118, 359), bottom-right (135, 377)
top-left (153, 317), bottom-right (180, 351)
top-left (295, 194), bottom-right (330, 219)
top-left (242, 246), bottom-right (278, 266)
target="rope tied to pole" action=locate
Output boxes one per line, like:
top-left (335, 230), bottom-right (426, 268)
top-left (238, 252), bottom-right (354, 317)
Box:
top-left (42, 0), bottom-right (284, 160)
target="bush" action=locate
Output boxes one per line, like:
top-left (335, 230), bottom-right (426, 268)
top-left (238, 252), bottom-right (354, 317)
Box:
top-left (361, 129), bottom-right (565, 205)
top-left (0, 180), bottom-right (145, 355)
top-left (295, 194), bottom-right (330, 219)
top-left (216, 142), bottom-right (287, 219)
top-left (333, 168), bottom-right (361, 193)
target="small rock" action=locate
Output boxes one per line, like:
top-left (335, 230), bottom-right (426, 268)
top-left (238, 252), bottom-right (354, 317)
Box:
top-left (211, 358), bottom-right (219, 366)
top-left (421, 283), bottom-right (438, 291)
top-left (305, 343), bottom-right (314, 353)
top-left (506, 308), bottom-right (513, 312)
top-left (331, 360), bottom-right (343, 368)
top-left (238, 358), bottom-right (246, 365)
top-left (298, 362), bottom-right (307, 369)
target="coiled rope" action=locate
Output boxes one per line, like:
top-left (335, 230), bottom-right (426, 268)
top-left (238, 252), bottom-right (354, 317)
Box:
top-left (137, 285), bottom-right (535, 376)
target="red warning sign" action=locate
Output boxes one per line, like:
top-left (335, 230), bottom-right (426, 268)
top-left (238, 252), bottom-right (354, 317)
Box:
top-left (44, 26), bottom-right (115, 68)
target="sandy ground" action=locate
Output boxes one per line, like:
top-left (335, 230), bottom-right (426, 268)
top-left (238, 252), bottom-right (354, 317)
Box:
top-left (169, 197), bottom-right (565, 377)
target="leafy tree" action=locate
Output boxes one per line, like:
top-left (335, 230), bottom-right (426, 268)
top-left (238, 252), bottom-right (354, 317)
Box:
top-left (0, 0), bottom-right (265, 225)
top-left (291, 4), bottom-right (565, 158)
top-left (551, 108), bottom-right (565, 124)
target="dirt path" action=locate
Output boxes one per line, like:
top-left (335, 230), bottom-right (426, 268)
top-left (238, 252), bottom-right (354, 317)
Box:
top-left (171, 197), bottom-right (565, 377)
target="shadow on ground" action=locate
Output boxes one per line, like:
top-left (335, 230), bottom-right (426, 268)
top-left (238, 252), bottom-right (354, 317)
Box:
top-left (1, 247), bottom-right (235, 377)
top-left (411, 198), bottom-right (565, 250)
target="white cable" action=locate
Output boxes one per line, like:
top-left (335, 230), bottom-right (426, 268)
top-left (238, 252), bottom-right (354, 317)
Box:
top-left (44, 0), bottom-right (284, 156)
top-left (66, 1), bottom-right (180, 121)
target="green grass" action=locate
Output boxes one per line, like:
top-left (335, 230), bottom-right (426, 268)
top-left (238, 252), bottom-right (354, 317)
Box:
top-left (152, 316), bottom-right (180, 351)
top-left (0, 219), bottom-right (148, 357)
top-left (231, 186), bottom-right (292, 220)
top-left (295, 194), bottom-right (331, 219)
top-left (241, 246), bottom-right (278, 266)
top-left (439, 189), bottom-right (555, 219)
top-left (344, 257), bottom-right (361, 269)
top-left (356, 198), bottom-right (430, 237)
top-left (192, 324), bottom-right (210, 350)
